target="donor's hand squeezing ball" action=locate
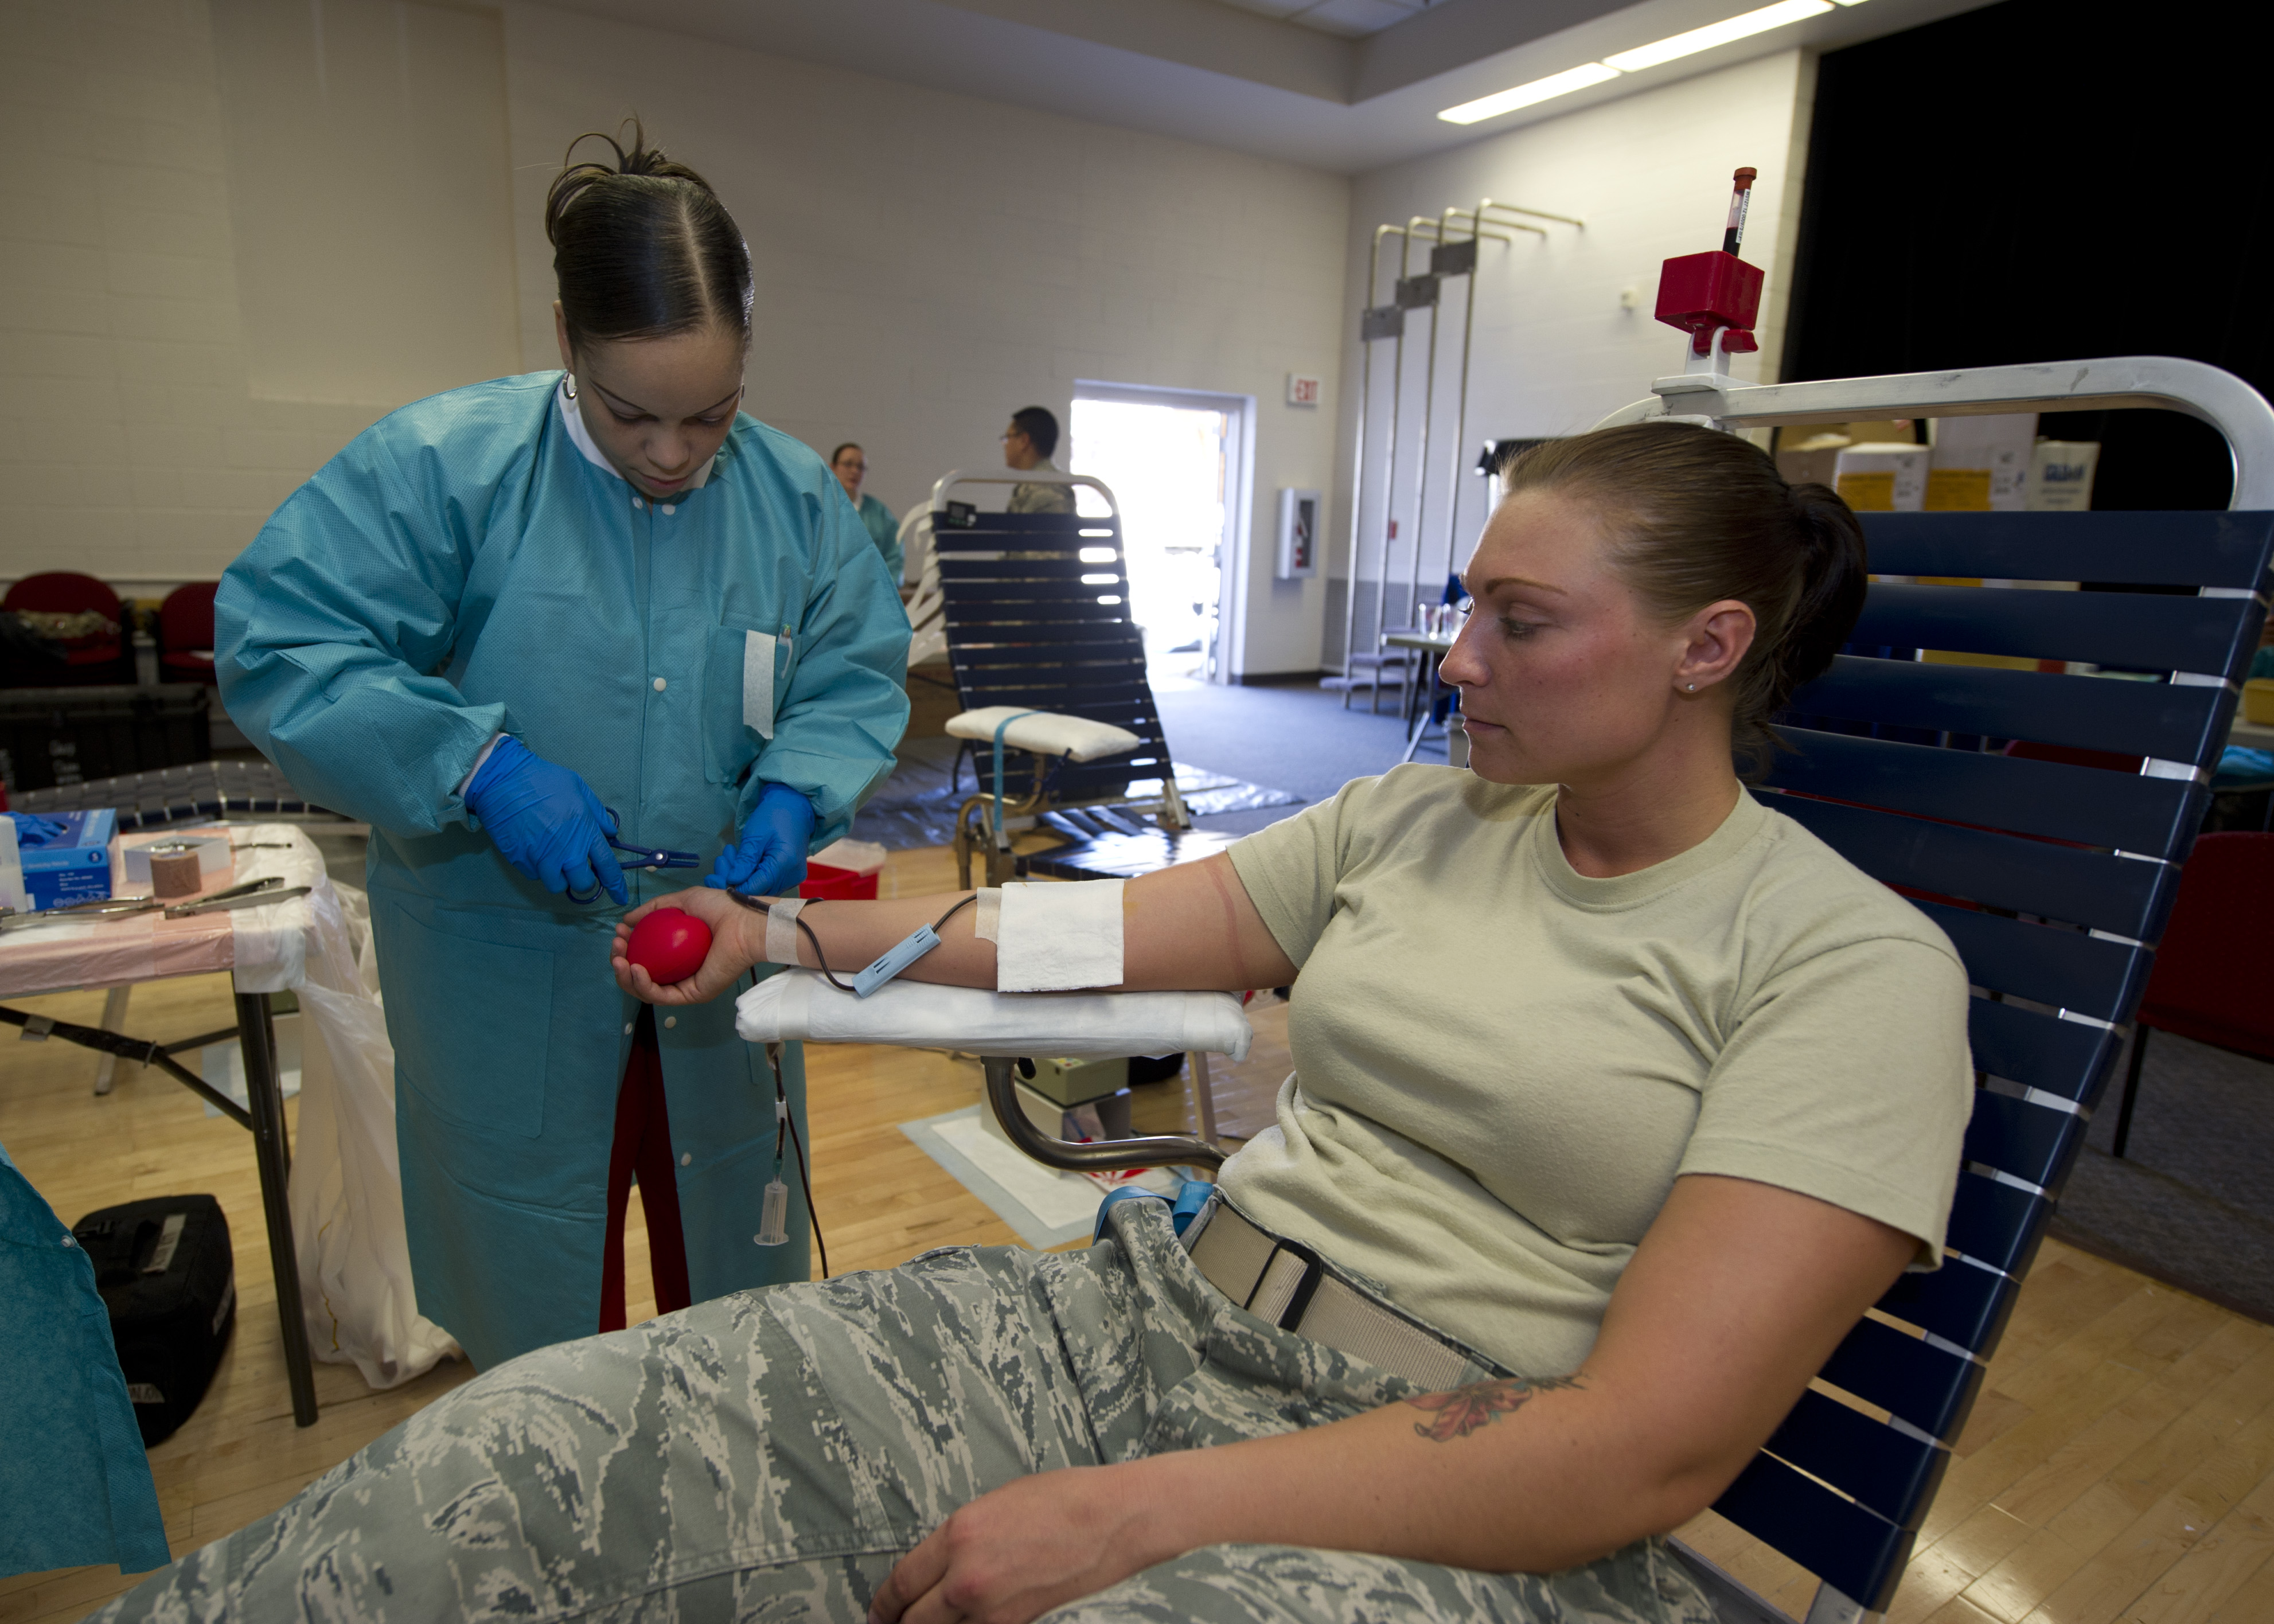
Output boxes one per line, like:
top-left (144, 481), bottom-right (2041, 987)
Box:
top-left (464, 735), bottom-right (629, 906)
top-left (611, 886), bottom-right (755, 1005)
top-left (708, 781), bottom-right (814, 896)
top-left (625, 907), bottom-right (712, 985)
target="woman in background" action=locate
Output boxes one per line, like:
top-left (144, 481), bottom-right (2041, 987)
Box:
top-left (832, 440), bottom-right (905, 584)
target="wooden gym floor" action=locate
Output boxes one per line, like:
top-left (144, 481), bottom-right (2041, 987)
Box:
top-left (3, 845), bottom-right (2272, 1623)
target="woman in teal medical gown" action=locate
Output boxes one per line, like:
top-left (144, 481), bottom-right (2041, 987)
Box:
top-left (216, 130), bottom-right (909, 1371)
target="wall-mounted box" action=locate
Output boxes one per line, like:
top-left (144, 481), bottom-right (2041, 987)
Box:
top-left (1276, 488), bottom-right (1320, 579)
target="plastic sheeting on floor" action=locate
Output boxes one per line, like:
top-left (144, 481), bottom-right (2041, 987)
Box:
top-left (288, 869), bottom-right (462, 1388)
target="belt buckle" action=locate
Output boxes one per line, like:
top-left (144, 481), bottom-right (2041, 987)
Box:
top-left (1245, 1235), bottom-right (1327, 1332)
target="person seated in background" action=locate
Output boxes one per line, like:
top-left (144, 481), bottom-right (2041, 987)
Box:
top-left (1003, 403), bottom-right (1076, 514)
top-left (92, 424), bottom-right (1972, 1624)
top-left (832, 441), bottom-right (906, 586)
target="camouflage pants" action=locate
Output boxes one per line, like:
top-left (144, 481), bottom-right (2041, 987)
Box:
top-left (89, 1200), bottom-right (1714, 1623)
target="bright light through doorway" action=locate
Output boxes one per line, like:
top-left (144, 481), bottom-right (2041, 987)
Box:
top-left (1070, 396), bottom-right (1232, 684)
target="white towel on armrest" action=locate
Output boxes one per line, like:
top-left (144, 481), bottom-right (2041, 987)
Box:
top-left (946, 706), bottom-right (1141, 763)
top-left (735, 970), bottom-right (1252, 1062)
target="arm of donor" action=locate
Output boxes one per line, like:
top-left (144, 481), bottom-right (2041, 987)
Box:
top-left (867, 1175), bottom-right (1920, 1624)
top-left (608, 852), bottom-right (1297, 1004)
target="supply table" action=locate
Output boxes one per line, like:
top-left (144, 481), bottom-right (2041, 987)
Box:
top-left (0, 825), bottom-right (346, 1427)
top-left (1382, 629), bottom-right (1461, 765)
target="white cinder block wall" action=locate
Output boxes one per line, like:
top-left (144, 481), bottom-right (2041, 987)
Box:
top-left (1328, 50), bottom-right (1815, 666)
top-left (2, 0), bottom-right (1811, 680)
top-left (2, 0), bottom-right (1349, 677)
top-left (0, 0), bottom-right (404, 599)
top-left (500, 2), bottom-right (1351, 679)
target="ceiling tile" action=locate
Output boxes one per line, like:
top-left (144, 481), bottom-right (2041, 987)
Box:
top-left (1286, 0), bottom-right (1432, 38)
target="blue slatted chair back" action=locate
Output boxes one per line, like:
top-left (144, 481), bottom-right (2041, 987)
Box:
top-left (934, 508), bottom-right (1175, 806)
top-left (1710, 509), bottom-right (2274, 1615)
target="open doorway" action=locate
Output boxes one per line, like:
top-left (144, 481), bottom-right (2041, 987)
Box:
top-left (1070, 385), bottom-right (1250, 685)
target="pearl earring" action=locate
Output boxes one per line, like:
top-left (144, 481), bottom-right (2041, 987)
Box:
top-left (564, 373), bottom-right (578, 400)
top-left (1686, 682), bottom-right (1695, 691)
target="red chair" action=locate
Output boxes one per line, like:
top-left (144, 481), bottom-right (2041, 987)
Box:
top-left (2, 572), bottom-right (133, 686)
top-left (157, 582), bottom-right (220, 685)
top-left (2113, 831), bottom-right (2274, 1155)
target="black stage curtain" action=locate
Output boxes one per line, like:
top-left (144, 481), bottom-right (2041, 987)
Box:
top-left (1783, 0), bottom-right (2274, 511)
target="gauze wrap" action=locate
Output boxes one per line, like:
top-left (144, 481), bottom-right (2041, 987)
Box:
top-left (995, 879), bottom-right (1124, 992)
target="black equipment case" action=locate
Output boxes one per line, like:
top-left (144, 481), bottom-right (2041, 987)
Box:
top-left (72, 1195), bottom-right (236, 1446)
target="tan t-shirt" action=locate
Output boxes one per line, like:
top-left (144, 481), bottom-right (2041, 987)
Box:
top-left (1222, 767), bottom-right (1973, 1379)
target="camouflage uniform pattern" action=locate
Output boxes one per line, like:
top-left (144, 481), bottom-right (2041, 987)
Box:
top-left (89, 1200), bottom-right (1715, 1623)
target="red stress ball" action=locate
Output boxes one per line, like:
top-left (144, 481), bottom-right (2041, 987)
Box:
top-left (626, 907), bottom-right (711, 985)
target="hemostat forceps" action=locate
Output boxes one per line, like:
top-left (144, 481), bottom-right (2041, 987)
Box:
top-left (568, 809), bottom-right (701, 904)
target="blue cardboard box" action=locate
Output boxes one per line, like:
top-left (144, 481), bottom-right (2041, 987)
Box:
top-left (22, 809), bottom-right (116, 911)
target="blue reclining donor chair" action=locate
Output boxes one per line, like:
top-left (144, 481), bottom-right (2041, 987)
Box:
top-left (925, 468), bottom-right (1242, 888)
top-left (1583, 357), bottom-right (2274, 1622)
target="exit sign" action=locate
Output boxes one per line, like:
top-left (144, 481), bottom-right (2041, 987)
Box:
top-left (1286, 374), bottom-right (1321, 407)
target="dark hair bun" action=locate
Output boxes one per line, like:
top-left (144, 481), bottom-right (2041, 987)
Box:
top-left (545, 118), bottom-right (752, 347)
top-left (1774, 482), bottom-right (1869, 697)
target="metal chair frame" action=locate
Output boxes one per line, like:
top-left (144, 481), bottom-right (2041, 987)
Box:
top-left (926, 469), bottom-right (1192, 888)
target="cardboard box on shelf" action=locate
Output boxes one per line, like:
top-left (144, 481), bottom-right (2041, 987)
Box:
top-left (1834, 444), bottom-right (1929, 512)
top-left (1774, 421), bottom-right (1921, 491)
top-left (2029, 441), bottom-right (2100, 511)
top-left (1927, 413), bottom-right (2037, 511)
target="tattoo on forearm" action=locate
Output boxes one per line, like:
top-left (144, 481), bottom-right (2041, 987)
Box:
top-left (1405, 1375), bottom-right (1581, 1442)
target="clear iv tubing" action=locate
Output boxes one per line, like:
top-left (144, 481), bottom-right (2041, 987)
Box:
top-left (731, 890), bottom-right (979, 992)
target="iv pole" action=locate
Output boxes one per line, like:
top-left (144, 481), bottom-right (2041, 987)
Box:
top-left (1339, 223), bottom-right (1410, 686)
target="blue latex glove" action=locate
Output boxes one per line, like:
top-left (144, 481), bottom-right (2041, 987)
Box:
top-left (5, 812), bottom-right (68, 848)
top-left (707, 782), bottom-right (816, 896)
top-left (464, 736), bottom-right (628, 906)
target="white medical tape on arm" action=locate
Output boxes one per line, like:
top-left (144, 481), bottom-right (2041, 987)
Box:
top-left (743, 630), bottom-right (778, 741)
top-left (764, 897), bottom-right (806, 965)
top-left (972, 888), bottom-right (1003, 942)
top-left (995, 879), bottom-right (1125, 992)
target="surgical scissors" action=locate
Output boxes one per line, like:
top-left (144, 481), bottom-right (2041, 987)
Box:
top-left (567, 810), bottom-right (701, 904)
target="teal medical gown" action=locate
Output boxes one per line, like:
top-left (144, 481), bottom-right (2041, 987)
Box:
top-left (856, 491), bottom-right (903, 584)
top-left (0, 1141), bottom-right (170, 1579)
top-left (217, 373), bottom-right (909, 1371)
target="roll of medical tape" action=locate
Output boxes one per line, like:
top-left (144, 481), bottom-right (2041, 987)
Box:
top-left (149, 845), bottom-right (204, 901)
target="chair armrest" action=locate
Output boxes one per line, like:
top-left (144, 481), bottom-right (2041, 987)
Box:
top-left (947, 706), bottom-right (1141, 763)
top-left (735, 970), bottom-right (1253, 1062)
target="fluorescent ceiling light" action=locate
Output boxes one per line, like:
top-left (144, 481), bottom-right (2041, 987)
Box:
top-left (1439, 63), bottom-right (1621, 124)
top-left (1603, 0), bottom-right (1834, 72)
top-left (1441, 0), bottom-right (1862, 125)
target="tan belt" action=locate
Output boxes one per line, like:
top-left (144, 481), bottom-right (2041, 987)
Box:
top-left (1185, 1200), bottom-right (1495, 1392)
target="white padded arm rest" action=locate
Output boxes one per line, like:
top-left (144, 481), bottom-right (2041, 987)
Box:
top-left (736, 969), bottom-right (1253, 1063)
top-left (946, 706), bottom-right (1141, 763)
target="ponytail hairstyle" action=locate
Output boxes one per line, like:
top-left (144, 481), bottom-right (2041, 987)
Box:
top-left (1499, 421), bottom-right (1868, 778)
top-left (544, 119), bottom-right (752, 349)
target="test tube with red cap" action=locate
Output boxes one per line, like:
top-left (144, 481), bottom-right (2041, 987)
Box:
top-left (1722, 167), bottom-right (1758, 256)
